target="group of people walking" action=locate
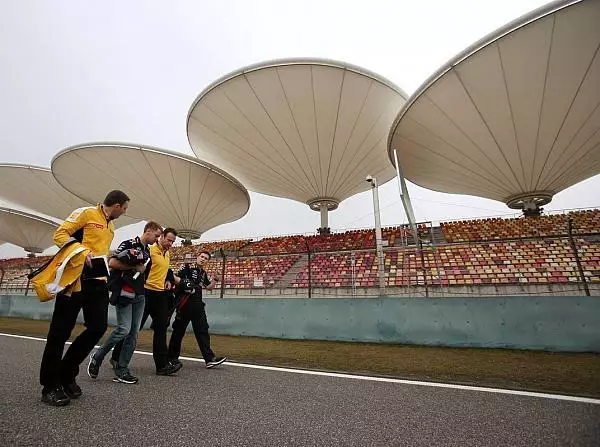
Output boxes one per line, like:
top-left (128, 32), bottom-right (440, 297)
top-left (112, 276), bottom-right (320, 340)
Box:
top-left (34, 190), bottom-right (226, 407)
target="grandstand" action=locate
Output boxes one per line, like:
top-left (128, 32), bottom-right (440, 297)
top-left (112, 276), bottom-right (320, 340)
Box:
top-left (171, 239), bottom-right (252, 258)
top-left (2, 209), bottom-right (599, 297)
top-left (441, 210), bottom-right (600, 242)
top-left (0, 255), bottom-right (50, 293)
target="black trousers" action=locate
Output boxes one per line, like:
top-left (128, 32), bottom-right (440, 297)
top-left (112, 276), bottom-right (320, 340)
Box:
top-left (139, 294), bottom-right (152, 330)
top-left (40, 279), bottom-right (108, 389)
top-left (114, 289), bottom-right (171, 370)
top-left (168, 299), bottom-right (214, 362)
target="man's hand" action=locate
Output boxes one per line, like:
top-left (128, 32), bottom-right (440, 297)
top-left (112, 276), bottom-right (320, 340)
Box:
top-left (134, 264), bottom-right (146, 273)
top-left (165, 280), bottom-right (172, 290)
top-left (212, 274), bottom-right (221, 283)
top-left (85, 253), bottom-right (94, 268)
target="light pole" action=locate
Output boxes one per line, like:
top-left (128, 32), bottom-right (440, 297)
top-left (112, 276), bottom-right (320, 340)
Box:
top-left (366, 175), bottom-right (386, 295)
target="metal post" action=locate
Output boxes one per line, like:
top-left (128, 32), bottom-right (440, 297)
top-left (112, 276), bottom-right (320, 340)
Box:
top-left (219, 248), bottom-right (226, 299)
top-left (305, 238), bottom-right (312, 299)
top-left (402, 227), bottom-right (410, 297)
top-left (419, 240), bottom-right (429, 298)
top-left (567, 217), bottom-right (590, 296)
top-left (350, 252), bottom-right (356, 297)
top-left (369, 176), bottom-right (386, 295)
top-left (26, 265), bottom-right (33, 296)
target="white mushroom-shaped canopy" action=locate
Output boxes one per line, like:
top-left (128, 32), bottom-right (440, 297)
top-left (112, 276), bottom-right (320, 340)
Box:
top-left (388, 0), bottom-right (600, 212)
top-left (51, 143), bottom-right (250, 240)
top-left (0, 163), bottom-right (137, 228)
top-left (0, 207), bottom-right (58, 253)
top-left (187, 58), bottom-right (407, 217)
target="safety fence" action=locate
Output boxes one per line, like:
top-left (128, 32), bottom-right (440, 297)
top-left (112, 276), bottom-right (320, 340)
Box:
top-left (4, 234), bottom-right (598, 298)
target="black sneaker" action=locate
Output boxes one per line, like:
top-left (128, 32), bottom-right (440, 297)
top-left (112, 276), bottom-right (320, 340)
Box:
top-left (112, 372), bottom-right (139, 384)
top-left (206, 356), bottom-right (227, 369)
top-left (169, 359), bottom-right (183, 368)
top-left (62, 382), bottom-right (82, 399)
top-left (41, 387), bottom-right (70, 407)
top-left (109, 358), bottom-right (118, 369)
top-left (156, 362), bottom-right (182, 376)
top-left (87, 354), bottom-right (100, 379)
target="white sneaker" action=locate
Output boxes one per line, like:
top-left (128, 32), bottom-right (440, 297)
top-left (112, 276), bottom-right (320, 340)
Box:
top-left (206, 356), bottom-right (227, 369)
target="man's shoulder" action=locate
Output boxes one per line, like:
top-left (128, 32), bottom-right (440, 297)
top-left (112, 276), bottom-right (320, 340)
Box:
top-left (180, 265), bottom-right (201, 275)
top-left (149, 244), bottom-right (168, 261)
top-left (65, 206), bottom-right (110, 231)
top-left (65, 206), bottom-right (95, 223)
top-left (116, 238), bottom-right (136, 250)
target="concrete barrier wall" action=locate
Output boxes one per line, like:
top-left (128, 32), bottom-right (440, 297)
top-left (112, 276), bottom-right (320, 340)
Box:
top-left (1, 295), bottom-right (599, 352)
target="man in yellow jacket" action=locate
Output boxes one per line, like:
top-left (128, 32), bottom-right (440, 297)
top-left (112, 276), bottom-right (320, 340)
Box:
top-left (39, 190), bottom-right (130, 407)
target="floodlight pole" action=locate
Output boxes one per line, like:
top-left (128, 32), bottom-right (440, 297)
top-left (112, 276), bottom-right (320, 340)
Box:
top-left (368, 176), bottom-right (386, 296)
top-left (393, 149), bottom-right (418, 243)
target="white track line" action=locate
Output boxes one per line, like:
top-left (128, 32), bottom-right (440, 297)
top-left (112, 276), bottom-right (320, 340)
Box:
top-left (2, 332), bottom-right (599, 405)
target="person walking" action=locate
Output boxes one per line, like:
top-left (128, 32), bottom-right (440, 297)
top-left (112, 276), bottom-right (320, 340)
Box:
top-left (38, 190), bottom-right (129, 406)
top-left (87, 221), bottom-right (162, 384)
top-left (168, 251), bottom-right (227, 369)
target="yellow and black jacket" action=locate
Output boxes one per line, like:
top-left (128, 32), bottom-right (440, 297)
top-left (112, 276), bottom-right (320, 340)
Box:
top-left (29, 204), bottom-right (115, 301)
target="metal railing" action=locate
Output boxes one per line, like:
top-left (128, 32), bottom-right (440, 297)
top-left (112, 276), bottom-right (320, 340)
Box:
top-left (2, 223), bottom-right (599, 298)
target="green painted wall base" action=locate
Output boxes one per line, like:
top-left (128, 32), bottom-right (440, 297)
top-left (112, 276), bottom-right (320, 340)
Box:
top-left (1, 295), bottom-right (598, 352)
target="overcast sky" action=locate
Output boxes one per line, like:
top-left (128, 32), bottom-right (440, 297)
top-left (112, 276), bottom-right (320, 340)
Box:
top-left (1, 0), bottom-right (598, 258)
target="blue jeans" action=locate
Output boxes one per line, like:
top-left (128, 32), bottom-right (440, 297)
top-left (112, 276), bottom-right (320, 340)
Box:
top-left (94, 298), bottom-right (145, 376)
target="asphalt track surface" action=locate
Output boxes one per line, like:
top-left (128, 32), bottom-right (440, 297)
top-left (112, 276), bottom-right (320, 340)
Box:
top-left (1, 334), bottom-right (599, 447)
